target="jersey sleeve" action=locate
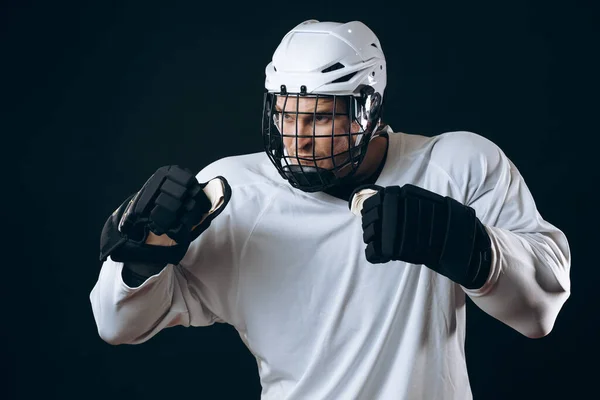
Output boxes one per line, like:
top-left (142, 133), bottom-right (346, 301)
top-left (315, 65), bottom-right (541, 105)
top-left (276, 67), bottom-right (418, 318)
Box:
top-left (432, 131), bottom-right (571, 338)
top-left (89, 158), bottom-right (249, 345)
top-left (90, 257), bottom-right (220, 345)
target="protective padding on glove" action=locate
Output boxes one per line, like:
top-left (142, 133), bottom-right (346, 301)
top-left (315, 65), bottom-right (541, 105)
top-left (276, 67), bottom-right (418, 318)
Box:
top-left (99, 166), bottom-right (231, 266)
top-left (350, 184), bottom-right (491, 289)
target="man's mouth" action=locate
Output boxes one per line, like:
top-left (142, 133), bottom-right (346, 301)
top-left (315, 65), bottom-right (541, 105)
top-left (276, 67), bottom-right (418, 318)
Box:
top-left (287, 154), bottom-right (327, 165)
top-left (290, 159), bottom-right (319, 166)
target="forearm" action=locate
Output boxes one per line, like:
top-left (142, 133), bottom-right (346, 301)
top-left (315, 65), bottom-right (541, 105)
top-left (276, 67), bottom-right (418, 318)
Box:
top-left (462, 225), bottom-right (571, 338)
top-left (90, 257), bottom-right (189, 345)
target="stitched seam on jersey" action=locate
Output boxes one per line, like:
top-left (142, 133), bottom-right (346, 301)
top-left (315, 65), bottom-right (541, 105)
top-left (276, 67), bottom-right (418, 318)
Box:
top-left (398, 151), bottom-right (463, 201)
top-left (232, 190), bottom-right (282, 333)
top-left (174, 263), bottom-right (217, 325)
top-left (190, 181), bottom-right (283, 327)
top-left (426, 159), bottom-right (464, 200)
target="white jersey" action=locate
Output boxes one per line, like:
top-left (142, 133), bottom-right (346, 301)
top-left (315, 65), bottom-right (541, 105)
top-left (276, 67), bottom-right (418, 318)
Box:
top-left (90, 128), bottom-right (571, 400)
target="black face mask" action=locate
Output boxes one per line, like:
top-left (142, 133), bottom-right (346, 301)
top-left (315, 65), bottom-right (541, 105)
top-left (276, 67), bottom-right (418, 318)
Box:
top-left (262, 86), bottom-right (383, 193)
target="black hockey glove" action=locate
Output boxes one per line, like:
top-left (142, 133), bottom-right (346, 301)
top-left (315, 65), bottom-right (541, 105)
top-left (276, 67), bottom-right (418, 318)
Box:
top-left (99, 165), bottom-right (231, 266)
top-left (350, 184), bottom-right (492, 289)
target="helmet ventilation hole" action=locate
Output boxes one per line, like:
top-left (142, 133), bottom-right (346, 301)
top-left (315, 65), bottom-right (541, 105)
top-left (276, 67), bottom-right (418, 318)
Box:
top-left (331, 71), bottom-right (357, 84)
top-left (321, 62), bottom-right (345, 73)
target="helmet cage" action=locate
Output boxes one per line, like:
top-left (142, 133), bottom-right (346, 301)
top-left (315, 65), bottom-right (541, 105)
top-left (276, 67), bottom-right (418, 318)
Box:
top-left (262, 85), bottom-right (382, 192)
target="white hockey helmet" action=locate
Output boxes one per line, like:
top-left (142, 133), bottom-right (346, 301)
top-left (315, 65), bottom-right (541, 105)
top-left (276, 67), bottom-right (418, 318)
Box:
top-left (262, 20), bottom-right (387, 192)
top-left (265, 20), bottom-right (386, 99)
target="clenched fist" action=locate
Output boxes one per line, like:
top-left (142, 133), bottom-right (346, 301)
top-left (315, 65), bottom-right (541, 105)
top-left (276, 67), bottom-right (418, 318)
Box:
top-left (350, 184), bottom-right (492, 289)
top-left (100, 165), bottom-right (231, 266)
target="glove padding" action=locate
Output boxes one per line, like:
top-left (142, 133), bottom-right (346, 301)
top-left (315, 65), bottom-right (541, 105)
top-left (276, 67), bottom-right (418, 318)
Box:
top-left (99, 165), bottom-right (231, 266)
top-left (350, 184), bottom-right (492, 289)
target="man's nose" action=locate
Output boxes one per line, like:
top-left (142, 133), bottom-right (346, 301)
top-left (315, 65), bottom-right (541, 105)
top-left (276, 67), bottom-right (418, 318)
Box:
top-left (285, 119), bottom-right (315, 151)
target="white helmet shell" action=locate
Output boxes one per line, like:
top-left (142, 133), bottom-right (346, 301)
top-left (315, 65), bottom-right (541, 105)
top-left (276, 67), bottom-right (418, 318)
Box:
top-left (265, 20), bottom-right (386, 99)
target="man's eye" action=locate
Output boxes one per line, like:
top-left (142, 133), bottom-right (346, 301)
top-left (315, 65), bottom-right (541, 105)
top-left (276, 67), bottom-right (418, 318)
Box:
top-left (315, 115), bottom-right (331, 123)
top-left (283, 113), bottom-right (294, 121)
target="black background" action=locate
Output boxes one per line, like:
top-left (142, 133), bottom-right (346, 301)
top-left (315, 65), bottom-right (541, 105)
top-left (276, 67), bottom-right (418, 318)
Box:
top-left (3, 0), bottom-right (599, 399)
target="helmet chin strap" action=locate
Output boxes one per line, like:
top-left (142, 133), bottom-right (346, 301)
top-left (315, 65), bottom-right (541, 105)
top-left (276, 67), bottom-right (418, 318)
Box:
top-left (369, 122), bottom-right (386, 140)
top-left (281, 165), bottom-right (337, 192)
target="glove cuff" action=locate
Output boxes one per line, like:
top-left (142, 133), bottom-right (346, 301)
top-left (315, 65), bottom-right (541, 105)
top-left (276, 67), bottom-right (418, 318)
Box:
top-left (462, 222), bottom-right (493, 289)
top-left (122, 260), bottom-right (168, 288)
top-left (438, 197), bottom-right (492, 289)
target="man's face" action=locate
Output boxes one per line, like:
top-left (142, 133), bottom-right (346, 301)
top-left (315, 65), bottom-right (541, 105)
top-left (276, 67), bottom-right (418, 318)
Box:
top-left (274, 96), bottom-right (360, 171)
